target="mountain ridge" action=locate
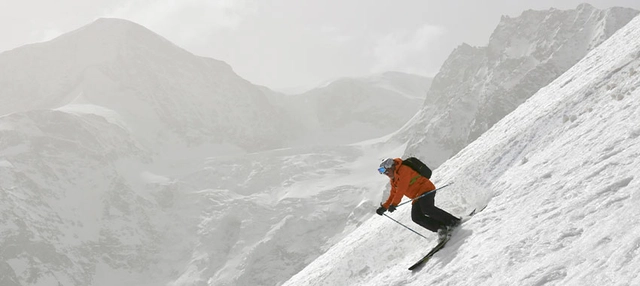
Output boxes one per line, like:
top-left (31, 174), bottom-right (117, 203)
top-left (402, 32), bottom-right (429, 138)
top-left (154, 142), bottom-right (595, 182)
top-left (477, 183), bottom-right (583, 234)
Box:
top-left (0, 17), bottom-right (293, 153)
top-left (400, 4), bottom-right (639, 168)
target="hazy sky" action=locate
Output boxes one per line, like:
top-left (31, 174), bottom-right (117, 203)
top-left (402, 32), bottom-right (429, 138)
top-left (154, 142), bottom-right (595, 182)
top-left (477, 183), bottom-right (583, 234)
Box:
top-left (2, 0), bottom-right (640, 90)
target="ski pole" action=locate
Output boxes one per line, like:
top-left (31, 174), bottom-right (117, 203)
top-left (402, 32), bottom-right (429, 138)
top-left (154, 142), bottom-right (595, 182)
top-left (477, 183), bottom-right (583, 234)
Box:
top-left (397, 182), bottom-right (454, 207)
top-left (383, 213), bottom-right (429, 241)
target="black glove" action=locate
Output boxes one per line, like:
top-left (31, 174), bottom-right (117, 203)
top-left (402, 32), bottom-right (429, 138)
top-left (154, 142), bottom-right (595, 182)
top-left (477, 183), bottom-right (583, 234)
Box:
top-left (376, 205), bottom-right (387, 216)
top-left (388, 204), bottom-right (397, 213)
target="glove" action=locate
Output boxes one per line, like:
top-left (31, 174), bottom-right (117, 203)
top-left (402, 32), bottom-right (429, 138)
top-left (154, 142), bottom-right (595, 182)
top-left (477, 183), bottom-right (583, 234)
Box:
top-left (376, 205), bottom-right (387, 216)
top-left (388, 204), bottom-right (397, 213)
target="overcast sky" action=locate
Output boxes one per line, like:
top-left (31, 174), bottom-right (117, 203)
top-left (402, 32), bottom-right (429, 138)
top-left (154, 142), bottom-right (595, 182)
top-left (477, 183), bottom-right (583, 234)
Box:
top-left (2, 1), bottom-right (640, 90)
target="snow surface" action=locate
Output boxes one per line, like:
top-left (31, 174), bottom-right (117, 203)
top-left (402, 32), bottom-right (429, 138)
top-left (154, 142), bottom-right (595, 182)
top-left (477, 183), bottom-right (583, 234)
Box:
top-left (283, 14), bottom-right (640, 286)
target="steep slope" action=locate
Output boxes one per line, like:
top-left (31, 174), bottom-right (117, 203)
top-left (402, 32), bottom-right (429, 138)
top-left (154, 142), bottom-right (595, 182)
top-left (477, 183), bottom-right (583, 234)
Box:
top-left (0, 18), bottom-right (296, 153)
top-left (284, 13), bottom-right (640, 286)
top-left (400, 4), bottom-right (638, 167)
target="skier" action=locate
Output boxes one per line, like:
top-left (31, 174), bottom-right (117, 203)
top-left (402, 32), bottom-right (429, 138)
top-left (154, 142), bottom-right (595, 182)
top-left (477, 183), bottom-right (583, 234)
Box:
top-left (375, 158), bottom-right (460, 243)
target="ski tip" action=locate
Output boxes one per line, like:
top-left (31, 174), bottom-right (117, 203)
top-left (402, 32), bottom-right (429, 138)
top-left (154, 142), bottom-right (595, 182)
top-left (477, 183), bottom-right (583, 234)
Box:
top-left (408, 262), bottom-right (425, 271)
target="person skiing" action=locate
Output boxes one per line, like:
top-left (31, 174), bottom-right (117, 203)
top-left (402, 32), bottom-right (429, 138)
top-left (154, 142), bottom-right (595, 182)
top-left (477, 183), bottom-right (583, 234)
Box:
top-left (375, 158), bottom-right (460, 243)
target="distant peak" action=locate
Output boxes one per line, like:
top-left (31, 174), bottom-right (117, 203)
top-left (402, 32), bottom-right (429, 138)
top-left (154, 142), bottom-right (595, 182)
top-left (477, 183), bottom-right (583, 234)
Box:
top-left (576, 3), bottom-right (595, 11)
top-left (79, 17), bottom-right (155, 36)
top-left (56, 17), bottom-right (180, 53)
top-left (93, 17), bottom-right (139, 25)
top-left (454, 43), bottom-right (476, 52)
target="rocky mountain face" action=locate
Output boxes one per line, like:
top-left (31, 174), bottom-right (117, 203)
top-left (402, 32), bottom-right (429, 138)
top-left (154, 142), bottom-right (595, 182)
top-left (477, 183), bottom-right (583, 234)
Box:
top-left (400, 4), bottom-right (639, 167)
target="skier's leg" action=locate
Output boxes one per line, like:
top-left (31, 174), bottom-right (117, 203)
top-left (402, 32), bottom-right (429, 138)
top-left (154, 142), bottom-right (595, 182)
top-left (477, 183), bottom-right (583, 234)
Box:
top-left (411, 201), bottom-right (442, 232)
top-left (418, 192), bottom-right (460, 227)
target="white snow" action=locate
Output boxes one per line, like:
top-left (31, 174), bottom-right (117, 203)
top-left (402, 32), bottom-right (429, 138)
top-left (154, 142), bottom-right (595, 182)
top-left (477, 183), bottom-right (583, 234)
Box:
top-left (55, 102), bottom-right (131, 131)
top-left (283, 14), bottom-right (640, 286)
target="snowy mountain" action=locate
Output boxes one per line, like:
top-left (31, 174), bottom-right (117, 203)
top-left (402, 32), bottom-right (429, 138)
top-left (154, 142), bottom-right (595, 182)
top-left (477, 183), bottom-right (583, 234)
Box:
top-left (400, 4), bottom-right (638, 168)
top-left (283, 12), bottom-right (640, 286)
top-left (269, 72), bottom-right (431, 145)
top-left (0, 18), bottom-right (297, 155)
top-left (4, 5), bottom-right (639, 286)
top-left (0, 18), bottom-right (428, 286)
top-left (0, 18), bottom-right (429, 155)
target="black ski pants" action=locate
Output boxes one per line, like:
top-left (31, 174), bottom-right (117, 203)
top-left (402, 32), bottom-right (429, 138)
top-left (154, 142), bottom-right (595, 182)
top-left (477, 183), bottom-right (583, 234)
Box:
top-left (411, 192), bottom-right (460, 232)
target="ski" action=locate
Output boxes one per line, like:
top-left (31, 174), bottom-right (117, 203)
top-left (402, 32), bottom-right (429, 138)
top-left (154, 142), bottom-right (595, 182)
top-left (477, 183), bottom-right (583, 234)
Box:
top-left (408, 205), bottom-right (488, 271)
top-left (408, 235), bottom-right (450, 270)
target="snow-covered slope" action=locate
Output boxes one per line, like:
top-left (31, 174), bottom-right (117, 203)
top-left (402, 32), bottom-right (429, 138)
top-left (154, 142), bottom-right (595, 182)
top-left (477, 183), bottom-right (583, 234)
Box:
top-left (400, 4), bottom-right (638, 168)
top-left (284, 13), bottom-right (640, 286)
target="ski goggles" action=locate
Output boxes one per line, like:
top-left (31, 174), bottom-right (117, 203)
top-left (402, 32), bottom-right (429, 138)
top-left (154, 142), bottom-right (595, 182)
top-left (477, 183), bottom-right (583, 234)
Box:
top-left (378, 167), bottom-right (388, 174)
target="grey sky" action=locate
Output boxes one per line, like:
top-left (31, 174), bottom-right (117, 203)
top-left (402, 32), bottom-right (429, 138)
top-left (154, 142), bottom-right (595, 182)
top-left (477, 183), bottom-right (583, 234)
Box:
top-left (2, 0), bottom-right (640, 90)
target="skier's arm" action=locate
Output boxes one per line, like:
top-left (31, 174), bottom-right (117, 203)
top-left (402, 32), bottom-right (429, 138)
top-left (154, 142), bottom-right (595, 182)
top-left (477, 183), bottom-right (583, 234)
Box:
top-left (382, 185), bottom-right (397, 209)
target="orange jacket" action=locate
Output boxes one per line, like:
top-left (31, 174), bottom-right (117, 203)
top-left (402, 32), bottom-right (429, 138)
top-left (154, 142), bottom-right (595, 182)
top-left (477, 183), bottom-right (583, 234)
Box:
top-left (382, 158), bottom-right (436, 209)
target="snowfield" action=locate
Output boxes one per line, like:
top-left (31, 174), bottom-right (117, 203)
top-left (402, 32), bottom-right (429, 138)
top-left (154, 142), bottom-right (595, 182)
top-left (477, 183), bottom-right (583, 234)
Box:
top-left (283, 14), bottom-right (640, 286)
